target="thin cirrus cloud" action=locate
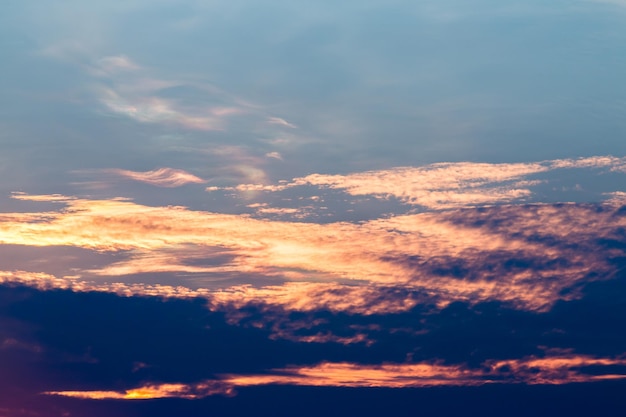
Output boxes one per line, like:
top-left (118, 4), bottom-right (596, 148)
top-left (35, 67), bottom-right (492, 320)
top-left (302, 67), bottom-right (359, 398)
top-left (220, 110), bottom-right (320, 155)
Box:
top-left (84, 55), bottom-right (251, 131)
top-left (99, 167), bottom-right (206, 187)
top-left (39, 50), bottom-right (241, 131)
top-left (86, 55), bottom-right (301, 139)
top-left (89, 55), bottom-right (140, 77)
top-left (267, 117), bottom-right (297, 129)
top-left (98, 87), bottom-right (242, 131)
top-left (45, 353), bottom-right (626, 401)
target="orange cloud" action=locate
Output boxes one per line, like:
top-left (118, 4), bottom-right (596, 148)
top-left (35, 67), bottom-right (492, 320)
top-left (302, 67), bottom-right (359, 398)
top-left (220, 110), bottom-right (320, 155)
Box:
top-left (45, 381), bottom-right (234, 400)
top-left (209, 282), bottom-right (423, 315)
top-left (0, 271), bottom-right (419, 317)
top-left (485, 354), bottom-right (626, 384)
top-left (45, 353), bottom-right (626, 400)
top-left (223, 361), bottom-right (483, 388)
top-left (226, 355), bottom-right (626, 388)
top-left (1, 195), bottom-right (624, 313)
top-left (293, 161), bottom-right (547, 209)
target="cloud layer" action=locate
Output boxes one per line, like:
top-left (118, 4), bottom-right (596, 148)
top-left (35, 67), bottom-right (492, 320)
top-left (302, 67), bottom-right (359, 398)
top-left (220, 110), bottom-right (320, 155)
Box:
top-left (1, 157), bottom-right (626, 416)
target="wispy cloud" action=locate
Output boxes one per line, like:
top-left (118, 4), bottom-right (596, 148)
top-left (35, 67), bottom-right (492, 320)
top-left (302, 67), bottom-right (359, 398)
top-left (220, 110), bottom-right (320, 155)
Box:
top-left (99, 168), bottom-right (206, 187)
top-left (98, 86), bottom-right (241, 131)
top-left (85, 55), bottom-right (309, 138)
top-left (267, 117), bottom-right (297, 129)
top-left (89, 55), bottom-right (140, 76)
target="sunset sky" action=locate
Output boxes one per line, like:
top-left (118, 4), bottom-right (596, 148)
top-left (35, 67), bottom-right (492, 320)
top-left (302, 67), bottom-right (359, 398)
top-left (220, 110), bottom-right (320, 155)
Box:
top-left (2, 1), bottom-right (626, 416)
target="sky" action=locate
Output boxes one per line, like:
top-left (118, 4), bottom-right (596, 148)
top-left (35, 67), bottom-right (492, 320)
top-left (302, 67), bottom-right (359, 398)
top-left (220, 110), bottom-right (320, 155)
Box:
top-left (1, 0), bottom-right (626, 416)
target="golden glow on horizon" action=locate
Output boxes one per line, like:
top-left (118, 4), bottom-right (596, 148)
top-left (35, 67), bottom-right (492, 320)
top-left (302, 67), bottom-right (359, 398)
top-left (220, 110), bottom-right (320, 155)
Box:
top-left (45, 381), bottom-right (234, 400)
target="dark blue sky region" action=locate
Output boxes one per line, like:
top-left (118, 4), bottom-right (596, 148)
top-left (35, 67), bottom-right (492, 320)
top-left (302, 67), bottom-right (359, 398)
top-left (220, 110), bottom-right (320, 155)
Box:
top-left (1, 0), bottom-right (626, 416)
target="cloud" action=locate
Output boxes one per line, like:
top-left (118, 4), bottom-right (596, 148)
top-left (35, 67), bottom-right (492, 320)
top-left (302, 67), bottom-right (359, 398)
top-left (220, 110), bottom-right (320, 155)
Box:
top-left (548, 156), bottom-right (625, 169)
top-left (290, 156), bottom-right (626, 209)
top-left (2, 156), bottom-right (626, 324)
top-left (225, 155), bottom-right (626, 209)
top-left (267, 117), bottom-right (297, 129)
top-left (249, 205), bottom-right (317, 219)
top-left (99, 87), bottom-right (241, 131)
top-left (10, 192), bottom-right (75, 202)
top-left (35, 51), bottom-right (254, 132)
top-left (224, 354), bottom-right (626, 388)
top-left (265, 151), bottom-right (283, 160)
top-left (81, 55), bottom-right (303, 138)
top-left (294, 161), bottom-right (548, 208)
top-left (1, 194), bottom-right (625, 314)
top-left (45, 353), bottom-right (626, 401)
top-left (99, 168), bottom-right (205, 187)
top-left (37, 48), bottom-right (243, 130)
top-left (90, 55), bottom-right (140, 76)
top-left (1, 269), bottom-right (625, 416)
top-left (209, 282), bottom-right (425, 315)
top-left (605, 191), bottom-right (626, 205)
top-left (45, 381), bottom-right (234, 400)
top-left (202, 145), bottom-right (274, 187)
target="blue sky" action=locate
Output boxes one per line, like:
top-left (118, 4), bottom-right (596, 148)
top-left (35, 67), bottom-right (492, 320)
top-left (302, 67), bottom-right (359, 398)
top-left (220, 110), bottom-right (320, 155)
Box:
top-left (3, 0), bottom-right (626, 187)
top-left (2, 1), bottom-right (626, 416)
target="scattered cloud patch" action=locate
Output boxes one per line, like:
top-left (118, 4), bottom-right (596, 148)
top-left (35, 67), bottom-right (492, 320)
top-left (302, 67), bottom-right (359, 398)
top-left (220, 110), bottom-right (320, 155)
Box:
top-left (265, 151), bottom-right (283, 160)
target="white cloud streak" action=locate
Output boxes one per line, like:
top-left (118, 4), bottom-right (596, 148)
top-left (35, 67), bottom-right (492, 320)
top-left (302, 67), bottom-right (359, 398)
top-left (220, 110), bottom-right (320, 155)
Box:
top-left (100, 168), bottom-right (205, 187)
